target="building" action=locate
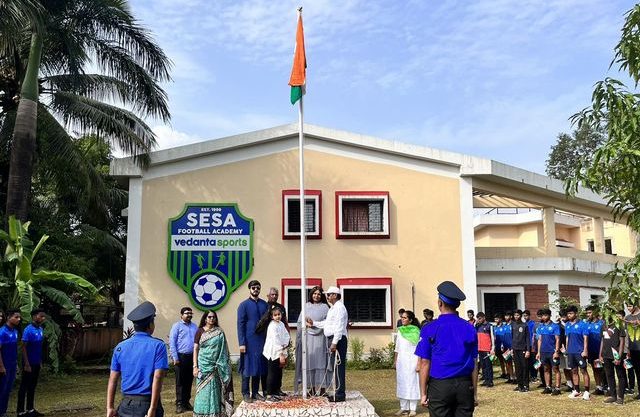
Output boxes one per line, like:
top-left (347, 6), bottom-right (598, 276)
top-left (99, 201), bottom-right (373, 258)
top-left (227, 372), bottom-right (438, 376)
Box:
top-left (111, 124), bottom-right (636, 351)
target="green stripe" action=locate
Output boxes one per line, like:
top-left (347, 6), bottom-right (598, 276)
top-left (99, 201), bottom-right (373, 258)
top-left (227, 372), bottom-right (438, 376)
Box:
top-left (187, 252), bottom-right (192, 282)
top-left (172, 251), bottom-right (178, 275)
top-left (208, 251), bottom-right (213, 269)
top-left (235, 251), bottom-right (239, 282)
top-left (180, 251), bottom-right (186, 284)
top-left (290, 86), bottom-right (302, 104)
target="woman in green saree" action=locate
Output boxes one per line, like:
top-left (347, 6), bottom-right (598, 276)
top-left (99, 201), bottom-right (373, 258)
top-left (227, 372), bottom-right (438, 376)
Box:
top-left (192, 311), bottom-right (234, 417)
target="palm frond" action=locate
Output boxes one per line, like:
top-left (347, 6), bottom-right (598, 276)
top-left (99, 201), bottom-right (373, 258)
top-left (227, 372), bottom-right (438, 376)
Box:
top-left (32, 269), bottom-right (97, 296)
top-left (38, 285), bottom-right (85, 323)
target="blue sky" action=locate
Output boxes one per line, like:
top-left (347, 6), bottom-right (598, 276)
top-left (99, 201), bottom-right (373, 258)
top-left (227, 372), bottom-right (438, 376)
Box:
top-left (130, 0), bottom-right (635, 174)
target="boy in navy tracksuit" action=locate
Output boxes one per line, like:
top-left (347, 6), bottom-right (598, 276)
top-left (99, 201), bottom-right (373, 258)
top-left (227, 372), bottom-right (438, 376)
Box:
top-left (476, 312), bottom-right (494, 387)
top-left (502, 311), bottom-right (516, 384)
top-left (511, 310), bottom-right (531, 392)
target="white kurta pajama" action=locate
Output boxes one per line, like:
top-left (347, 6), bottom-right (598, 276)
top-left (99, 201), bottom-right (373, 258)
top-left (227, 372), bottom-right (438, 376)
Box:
top-left (395, 333), bottom-right (420, 411)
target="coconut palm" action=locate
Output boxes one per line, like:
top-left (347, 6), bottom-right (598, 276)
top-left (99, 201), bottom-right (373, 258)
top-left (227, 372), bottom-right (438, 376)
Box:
top-left (2, 0), bottom-right (171, 220)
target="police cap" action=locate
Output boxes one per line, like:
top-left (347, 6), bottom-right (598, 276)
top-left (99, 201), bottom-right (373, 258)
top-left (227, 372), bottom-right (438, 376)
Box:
top-left (437, 281), bottom-right (466, 308)
top-left (127, 301), bottom-right (156, 326)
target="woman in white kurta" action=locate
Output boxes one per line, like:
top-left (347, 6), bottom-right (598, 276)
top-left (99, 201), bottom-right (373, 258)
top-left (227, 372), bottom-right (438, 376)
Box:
top-left (395, 310), bottom-right (421, 416)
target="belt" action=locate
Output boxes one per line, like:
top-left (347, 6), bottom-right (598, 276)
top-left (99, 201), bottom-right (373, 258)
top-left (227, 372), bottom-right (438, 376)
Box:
top-left (122, 394), bottom-right (152, 400)
top-left (431, 375), bottom-right (472, 381)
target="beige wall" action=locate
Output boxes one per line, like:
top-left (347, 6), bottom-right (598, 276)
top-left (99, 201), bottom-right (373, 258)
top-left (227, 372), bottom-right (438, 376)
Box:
top-left (474, 224), bottom-right (542, 247)
top-left (135, 149), bottom-right (464, 352)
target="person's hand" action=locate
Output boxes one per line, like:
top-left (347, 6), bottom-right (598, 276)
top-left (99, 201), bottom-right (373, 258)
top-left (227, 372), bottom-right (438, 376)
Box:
top-left (193, 366), bottom-right (199, 378)
top-left (415, 366), bottom-right (420, 373)
top-left (474, 396), bottom-right (479, 407)
top-left (489, 349), bottom-right (494, 355)
top-left (106, 407), bottom-right (117, 417)
top-left (330, 344), bottom-right (337, 353)
top-left (552, 352), bottom-right (559, 360)
top-left (525, 351), bottom-right (530, 359)
top-left (145, 407), bottom-right (156, 417)
top-left (535, 353), bottom-right (540, 361)
top-left (581, 350), bottom-right (588, 358)
top-left (279, 355), bottom-right (286, 366)
top-left (173, 359), bottom-right (180, 366)
top-left (420, 394), bottom-right (428, 407)
top-left (560, 346), bottom-right (566, 354)
top-left (306, 318), bottom-right (313, 327)
top-left (614, 359), bottom-right (621, 366)
top-left (239, 345), bottom-right (246, 353)
top-left (23, 364), bottom-right (31, 373)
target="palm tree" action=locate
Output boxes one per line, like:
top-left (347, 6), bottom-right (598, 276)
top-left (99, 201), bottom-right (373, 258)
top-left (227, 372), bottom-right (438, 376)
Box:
top-left (2, 0), bottom-right (171, 220)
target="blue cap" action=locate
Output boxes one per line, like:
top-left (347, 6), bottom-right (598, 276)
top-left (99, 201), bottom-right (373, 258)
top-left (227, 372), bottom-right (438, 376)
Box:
top-left (127, 301), bottom-right (156, 325)
top-left (437, 281), bottom-right (466, 308)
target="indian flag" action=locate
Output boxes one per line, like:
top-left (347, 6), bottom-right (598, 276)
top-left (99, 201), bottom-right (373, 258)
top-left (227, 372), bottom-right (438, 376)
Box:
top-left (289, 12), bottom-right (306, 105)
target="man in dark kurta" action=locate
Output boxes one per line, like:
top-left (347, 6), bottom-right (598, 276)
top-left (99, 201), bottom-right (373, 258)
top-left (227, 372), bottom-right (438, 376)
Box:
top-left (237, 280), bottom-right (269, 402)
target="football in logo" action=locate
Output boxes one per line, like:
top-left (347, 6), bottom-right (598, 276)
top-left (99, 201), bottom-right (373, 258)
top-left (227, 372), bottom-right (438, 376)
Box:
top-left (192, 274), bottom-right (227, 307)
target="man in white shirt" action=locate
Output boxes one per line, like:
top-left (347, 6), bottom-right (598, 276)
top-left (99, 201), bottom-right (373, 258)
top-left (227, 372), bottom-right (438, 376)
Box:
top-left (306, 286), bottom-right (349, 402)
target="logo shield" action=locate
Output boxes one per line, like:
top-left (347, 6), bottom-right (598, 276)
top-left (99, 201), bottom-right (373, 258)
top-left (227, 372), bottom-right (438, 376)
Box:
top-left (168, 204), bottom-right (254, 310)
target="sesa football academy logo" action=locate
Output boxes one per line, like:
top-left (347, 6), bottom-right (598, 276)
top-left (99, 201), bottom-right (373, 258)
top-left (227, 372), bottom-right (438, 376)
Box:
top-left (168, 204), bottom-right (254, 310)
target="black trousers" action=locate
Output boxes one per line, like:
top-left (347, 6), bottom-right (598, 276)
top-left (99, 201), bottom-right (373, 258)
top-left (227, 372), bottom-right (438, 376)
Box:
top-left (241, 374), bottom-right (268, 397)
top-left (513, 350), bottom-right (529, 388)
top-left (117, 395), bottom-right (164, 417)
top-left (629, 350), bottom-right (640, 392)
top-left (603, 358), bottom-right (626, 400)
top-left (266, 359), bottom-right (283, 395)
top-left (17, 364), bottom-right (41, 413)
top-left (427, 376), bottom-right (474, 417)
top-left (174, 353), bottom-right (194, 406)
top-left (478, 352), bottom-right (493, 384)
top-left (328, 336), bottom-right (347, 400)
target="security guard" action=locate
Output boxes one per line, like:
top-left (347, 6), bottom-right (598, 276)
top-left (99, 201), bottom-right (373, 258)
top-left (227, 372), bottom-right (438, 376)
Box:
top-left (107, 302), bottom-right (169, 417)
top-left (416, 281), bottom-right (478, 417)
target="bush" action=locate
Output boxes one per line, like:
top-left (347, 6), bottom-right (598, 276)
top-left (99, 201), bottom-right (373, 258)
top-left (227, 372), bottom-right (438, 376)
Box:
top-left (345, 338), bottom-right (395, 370)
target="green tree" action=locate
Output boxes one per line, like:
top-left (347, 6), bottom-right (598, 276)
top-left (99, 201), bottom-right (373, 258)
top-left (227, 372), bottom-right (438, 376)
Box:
top-left (568, 4), bottom-right (640, 327)
top-left (2, 0), bottom-right (171, 221)
top-left (546, 124), bottom-right (605, 181)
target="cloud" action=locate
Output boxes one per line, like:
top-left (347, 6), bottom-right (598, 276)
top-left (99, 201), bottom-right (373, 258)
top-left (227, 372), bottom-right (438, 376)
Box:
top-left (152, 125), bottom-right (205, 150)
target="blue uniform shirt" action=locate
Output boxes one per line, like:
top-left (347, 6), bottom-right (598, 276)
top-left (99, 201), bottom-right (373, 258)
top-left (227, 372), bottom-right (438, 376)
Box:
top-left (536, 322), bottom-right (560, 353)
top-left (22, 323), bottom-right (44, 366)
top-left (168, 320), bottom-right (198, 360)
top-left (501, 322), bottom-right (513, 349)
top-left (493, 324), bottom-right (503, 349)
top-left (111, 332), bottom-right (169, 395)
top-left (415, 313), bottom-right (478, 379)
top-left (587, 319), bottom-right (603, 355)
top-left (0, 325), bottom-right (19, 367)
top-left (565, 320), bottom-right (589, 354)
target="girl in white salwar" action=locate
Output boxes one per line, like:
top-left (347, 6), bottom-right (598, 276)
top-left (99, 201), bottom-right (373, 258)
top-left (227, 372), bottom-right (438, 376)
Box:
top-left (394, 310), bottom-right (421, 416)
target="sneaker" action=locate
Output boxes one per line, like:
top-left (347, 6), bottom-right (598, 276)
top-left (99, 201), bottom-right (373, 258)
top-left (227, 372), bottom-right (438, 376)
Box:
top-left (565, 386), bottom-right (574, 393)
top-left (523, 386), bottom-right (530, 392)
top-left (500, 373), bottom-right (509, 379)
top-left (616, 398), bottom-right (624, 405)
top-left (408, 412), bottom-right (417, 417)
top-left (552, 388), bottom-right (561, 396)
top-left (394, 410), bottom-right (408, 416)
top-left (594, 388), bottom-right (606, 396)
top-left (537, 383), bottom-right (546, 389)
top-left (243, 395), bottom-right (253, 404)
top-left (254, 393), bottom-right (266, 401)
top-left (265, 395), bottom-right (280, 403)
top-left (483, 382), bottom-right (494, 387)
top-left (175, 405), bottom-right (185, 414)
top-left (513, 386), bottom-right (522, 392)
top-left (542, 387), bottom-right (552, 394)
top-left (603, 397), bottom-right (616, 403)
top-left (624, 388), bottom-right (634, 395)
top-left (583, 391), bottom-right (590, 401)
top-left (634, 394), bottom-right (640, 400)
top-left (568, 390), bottom-right (581, 399)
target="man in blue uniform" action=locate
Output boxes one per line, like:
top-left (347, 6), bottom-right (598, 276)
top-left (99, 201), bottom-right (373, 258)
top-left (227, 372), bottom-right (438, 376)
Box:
top-left (584, 305), bottom-right (605, 395)
top-left (17, 308), bottom-right (46, 417)
top-left (107, 301), bottom-right (169, 417)
top-left (237, 280), bottom-right (269, 402)
top-left (535, 308), bottom-right (561, 395)
top-left (0, 309), bottom-right (21, 417)
top-left (565, 305), bottom-right (590, 400)
top-left (416, 281), bottom-right (478, 417)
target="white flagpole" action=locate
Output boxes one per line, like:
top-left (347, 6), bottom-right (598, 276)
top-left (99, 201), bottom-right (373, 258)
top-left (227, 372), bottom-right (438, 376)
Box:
top-left (298, 91), bottom-right (308, 400)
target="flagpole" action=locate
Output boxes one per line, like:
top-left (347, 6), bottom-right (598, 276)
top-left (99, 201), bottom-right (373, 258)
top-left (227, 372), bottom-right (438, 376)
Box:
top-left (298, 74), bottom-right (309, 401)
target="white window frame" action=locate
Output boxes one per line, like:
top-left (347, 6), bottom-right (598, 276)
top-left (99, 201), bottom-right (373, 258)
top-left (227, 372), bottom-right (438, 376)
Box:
top-left (283, 193), bottom-right (321, 238)
top-left (336, 192), bottom-right (390, 238)
top-left (579, 288), bottom-right (606, 307)
top-left (477, 286), bottom-right (526, 313)
top-left (340, 282), bottom-right (392, 327)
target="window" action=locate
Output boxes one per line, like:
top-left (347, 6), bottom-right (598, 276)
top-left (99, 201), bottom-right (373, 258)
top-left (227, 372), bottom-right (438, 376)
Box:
top-left (605, 238), bottom-right (613, 255)
top-left (337, 277), bottom-right (392, 327)
top-left (587, 240), bottom-right (595, 252)
top-left (335, 192), bottom-right (390, 238)
top-left (281, 278), bottom-right (323, 327)
top-left (282, 190), bottom-right (321, 239)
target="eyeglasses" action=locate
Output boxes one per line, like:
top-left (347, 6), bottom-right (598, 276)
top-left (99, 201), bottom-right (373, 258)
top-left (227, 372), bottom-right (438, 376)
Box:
top-left (251, 286), bottom-right (261, 290)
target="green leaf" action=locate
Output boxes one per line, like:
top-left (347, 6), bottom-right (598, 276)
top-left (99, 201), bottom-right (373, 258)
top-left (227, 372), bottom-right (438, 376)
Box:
top-left (32, 269), bottom-right (98, 295)
top-left (38, 285), bottom-right (85, 324)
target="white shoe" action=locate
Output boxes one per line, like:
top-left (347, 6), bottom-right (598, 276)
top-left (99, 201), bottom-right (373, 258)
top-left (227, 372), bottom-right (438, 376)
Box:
top-left (568, 390), bottom-right (581, 399)
top-left (408, 412), bottom-right (417, 417)
top-left (583, 391), bottom-right (590, 400)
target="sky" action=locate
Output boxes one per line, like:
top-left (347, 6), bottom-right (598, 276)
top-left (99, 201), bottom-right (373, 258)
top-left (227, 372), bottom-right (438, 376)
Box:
top-left (129, 0), bottom-right (636, 174)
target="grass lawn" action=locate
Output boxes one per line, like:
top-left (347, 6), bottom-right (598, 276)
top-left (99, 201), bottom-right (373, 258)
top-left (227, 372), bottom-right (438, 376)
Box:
top-left (7, 368), bottom-right (638, 416)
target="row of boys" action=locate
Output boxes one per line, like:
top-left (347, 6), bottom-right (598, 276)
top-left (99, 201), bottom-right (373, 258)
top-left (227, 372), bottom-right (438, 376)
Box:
top-left (475, 305), bottom-right (640, 405)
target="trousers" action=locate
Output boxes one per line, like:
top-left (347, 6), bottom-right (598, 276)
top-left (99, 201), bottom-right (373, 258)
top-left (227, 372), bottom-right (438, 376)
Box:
top-left (328, 336), bottom-right (347, 400)
top-left (513, 350), bottom-right (529, 388)
top-left (603, 358), bottom-right (626, 400)
top-left (241, 374), bottom-right (267, 397)
top-left (266, 359), bottom-right (283, 395)
top-left (427, 376), bottom-right (474, 417)
top-left (17, 364), bottom-right (41, 413)
top-left (399, 398), bottom-right (418, 411)
top-left (117, 395), bottom-right (164, 417)
top-left (478, 352), bottom-right (493, 384)
top-left (174, 352), bottom-right (194, 406)
top-left (0, 364), bottom-right (17, 415)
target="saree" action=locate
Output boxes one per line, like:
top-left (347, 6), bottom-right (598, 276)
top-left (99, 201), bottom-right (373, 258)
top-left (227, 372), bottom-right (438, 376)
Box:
top-left (194, 327), bottom-right (234, 417)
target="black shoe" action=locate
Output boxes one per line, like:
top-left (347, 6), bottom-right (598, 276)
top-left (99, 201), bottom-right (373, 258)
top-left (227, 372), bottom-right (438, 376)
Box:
top-left (514, 386), bottom-right (522, 391)
top-left (537, 383), bottom-right (546, 389)
top-left (243, 394), bottom-right (253, 404)
top-left (328, 396), bottom-right (345, 403)
top-left (184, 403), bottom-right (193, 411)
top-left (176, 405), bottom-right (185, 414)
top-left (484, 382), bottom-right (494, 388)
top-left (603, 396), bottom-right (617, 403)
top-left (277, 390), bottom-right (288, 396)
top-left (542, 387), bottom-right (552, 394)
top-left (566, 386), bottom-right (574, 393)
top-left (594, 388), bottom-right (606, 396)
top-left (616, 398), bottom-right (624, 405)
top-left (552, 388), bottom-right (561, 396)
top-left (634, 393), bottom-right (640, 400)
top-left (31, 412), bottom-right (45, 417)
top-left (253, 393), bottom-right (266, 401)
top-left (500, 373), bottom-right (509, 379)
top-left (523, 386), bottom-right (530, 392)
